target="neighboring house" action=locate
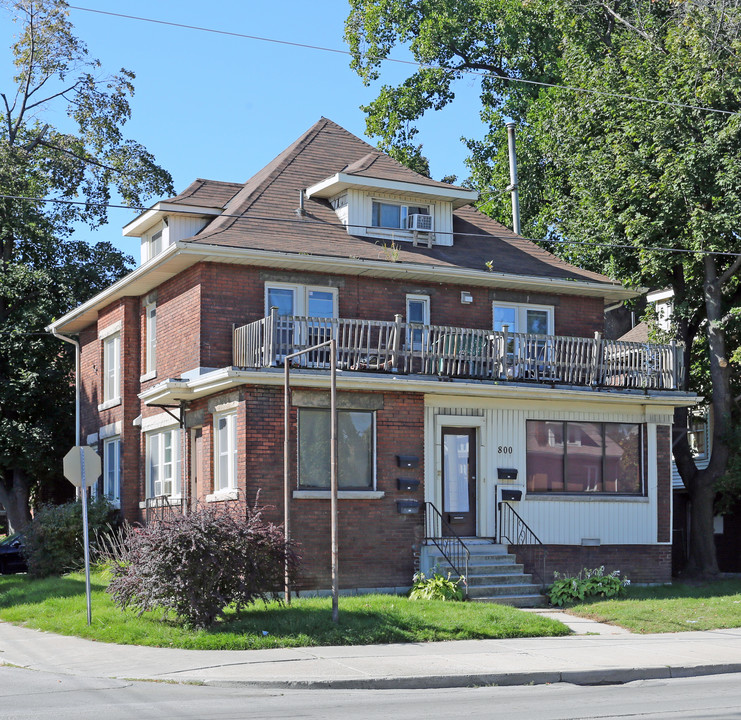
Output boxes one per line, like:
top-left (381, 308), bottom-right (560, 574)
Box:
top-left (619, 293), bottom-right (740, 574)
top-left (49, 118), bottom-right (696, 596)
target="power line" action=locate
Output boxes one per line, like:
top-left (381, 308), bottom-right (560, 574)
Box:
top-left (2, 192), bottom-right (740, 259)
top-left (68, 5), bottom-right (740, 118)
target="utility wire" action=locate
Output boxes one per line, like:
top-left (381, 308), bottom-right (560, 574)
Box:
top-left (2, 192), bottom-right (740, 259)
top-left (68, 5), bottom-right (740, 118)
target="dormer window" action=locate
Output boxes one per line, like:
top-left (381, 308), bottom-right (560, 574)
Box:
top-left (371, 201), bottom-right (429, 230)
top-left (149, 230), bottom-right (163, 257)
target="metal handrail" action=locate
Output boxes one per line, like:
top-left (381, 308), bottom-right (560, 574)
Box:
top-left (144, 495), bottom-right (183, 525)
top-left (498, 501), bottom-right (548, 589)
top-left (423, 501), bottom-right (470, 596)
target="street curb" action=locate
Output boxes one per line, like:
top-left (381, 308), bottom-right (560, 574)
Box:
top-left (194, 663), bottom-right (741, 690)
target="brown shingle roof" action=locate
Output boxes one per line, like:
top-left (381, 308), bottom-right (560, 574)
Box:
top-left (165, 179), bottom-right (243, 209)
top-left (179, 118), bottom-right (614, 286)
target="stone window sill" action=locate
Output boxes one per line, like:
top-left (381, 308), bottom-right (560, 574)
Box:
top-left (139, 496), bottom-right (182, 509)
top-left (98, 398), bottom-right (121, 412)
top-left (140, 370), bottom-right (157, 383)
top-left (206, 489), bottom-right (239, 503)
top-left (526, 494), bottom-right (649, 503)
top-left (293, 490), bottom-right (385, 500)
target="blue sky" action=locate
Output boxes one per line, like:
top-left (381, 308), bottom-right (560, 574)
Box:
top-left (2, 1), bottom-right (487, 262)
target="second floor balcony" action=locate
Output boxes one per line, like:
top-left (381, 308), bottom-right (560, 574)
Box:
top-left (233, 310), bottom-right (685, 392)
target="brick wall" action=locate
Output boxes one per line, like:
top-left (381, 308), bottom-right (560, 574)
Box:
top-left (235, 385), bottom-right (426, 591)
top-left (514, 543), bottom-right (672, 585)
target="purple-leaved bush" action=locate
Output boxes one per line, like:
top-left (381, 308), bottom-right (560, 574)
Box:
top-left (107, 503), bottom-right (298, 628)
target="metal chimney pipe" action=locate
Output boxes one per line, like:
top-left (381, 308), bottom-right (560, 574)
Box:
top-left (505, 122), bottom-right (521, 235)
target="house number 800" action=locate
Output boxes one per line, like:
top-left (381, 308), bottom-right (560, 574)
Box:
top-left (498, 446), bottom-right (513, 454)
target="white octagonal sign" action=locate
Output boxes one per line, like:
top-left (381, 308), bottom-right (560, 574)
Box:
top-left (63, 445), bottom-right (102, 488)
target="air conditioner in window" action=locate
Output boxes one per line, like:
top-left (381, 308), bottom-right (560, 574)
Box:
top-left (407, 213), bottom-right (433, 232)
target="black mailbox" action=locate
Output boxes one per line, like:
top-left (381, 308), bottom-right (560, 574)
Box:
top-left (501, 489), bottom-right (522, 502)
top-left (397, 478), bottom-right (420, 492)
top-left (497, 468), bottom-right (518, 481)
top-left (397, 500), bottom-right (420, 515)
top-left (397, 455), bottom-right (419, 469)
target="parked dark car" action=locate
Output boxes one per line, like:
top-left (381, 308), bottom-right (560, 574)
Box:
top-left (0, 533), bottom-right (27, 574)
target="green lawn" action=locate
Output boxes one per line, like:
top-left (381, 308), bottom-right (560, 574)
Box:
top-left (0, 572), bottom-right (569, 649)
top-left (567, 579), bottom-right (741, 633)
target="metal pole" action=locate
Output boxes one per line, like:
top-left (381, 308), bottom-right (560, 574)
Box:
top-left (79, 446), bottom-right (92, 626)
top-left (505, 122), bottom-right (521, 235)
top-left (330, 338), bottom-right (339, 624)
top-left (284, 358), bottom-right (291, 604)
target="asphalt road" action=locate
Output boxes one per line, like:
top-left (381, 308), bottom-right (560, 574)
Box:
top-left (1, 667), bottom-right (741, 719)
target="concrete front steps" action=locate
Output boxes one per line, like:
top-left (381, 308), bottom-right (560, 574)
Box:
top-left (422, 542), bottom-right (547, 608)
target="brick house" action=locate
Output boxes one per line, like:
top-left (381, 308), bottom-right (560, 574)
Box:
top-left (49, 118), bottom-right (696, 598)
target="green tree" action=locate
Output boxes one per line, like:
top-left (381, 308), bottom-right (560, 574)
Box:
top-left (346, 0), bottom-right (741, 576)
top-left (0, 0), bottom-right (173, 531)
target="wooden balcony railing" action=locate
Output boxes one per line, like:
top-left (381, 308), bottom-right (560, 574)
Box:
top-left (233, 310), bottom-right (685, 391)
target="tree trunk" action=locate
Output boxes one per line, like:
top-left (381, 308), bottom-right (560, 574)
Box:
top-left (683, 474), bottom-right (719, 577)
top-left (0, 468), bottom-right (32, 533)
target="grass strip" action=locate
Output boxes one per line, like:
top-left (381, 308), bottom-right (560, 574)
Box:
top-left (0, 572), bottom-right (569, 649)
top-left (567, 579), bottom-right (741, 633)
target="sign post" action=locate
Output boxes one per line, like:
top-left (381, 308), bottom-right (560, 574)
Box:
top-left (63, 445), bottom-right (101, 626)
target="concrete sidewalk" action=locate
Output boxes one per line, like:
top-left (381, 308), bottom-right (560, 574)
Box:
top-left (1, 618), bottom-right (740, 690)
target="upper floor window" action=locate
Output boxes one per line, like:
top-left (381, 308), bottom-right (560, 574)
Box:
top-left (103, 437), bottom-right (121, 505)
top-left (406, 294), bottom-right (430, 351)
top-left (144, 299), bottom-right (157, 375)
top-left (493, 302), bottom-right (553, 336)
top-left (214, 411), bottom-right (238, 491)
top-left (103, 333), bottom-right (121, 402)
top-left (147, 428), bottom-right (181, 498)
top-left (527, 420), bottom-right (643, 495)
top-left (149, 230), bottom-right (163, 258)
top-left (371, 201), bottom-right (429, 230)
top-left (688, 409), bottom-right (709, 460)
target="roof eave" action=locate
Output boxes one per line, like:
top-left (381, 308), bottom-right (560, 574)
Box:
top-left (47, 242), bottom-right (637, 335)
top-left (122, 202), bottom-right (223, 237)
top-left (305, 173), bottom-right (478, 208)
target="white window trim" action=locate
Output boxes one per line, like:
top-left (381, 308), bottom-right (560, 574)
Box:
top-left (264, 282), bottom-right (339, 318)
top-left (214, 410), bottom-right (238, 492)
top-left (492, 301), bottom-right (554, 335)
top-left (406, 294), bottom-right (430, 351)
top-left (103, 436), bottom-right (121, 507)
top-left (370, 199), bottom-right (431, 231)
top-left (144, 299), bottom-right (157, 377)
top-left (297, 408), bottom-right (377, 491)
top-left (102, 332), bottom-right (121, 404)
top-left (146, 428), bottom-right (182, 499)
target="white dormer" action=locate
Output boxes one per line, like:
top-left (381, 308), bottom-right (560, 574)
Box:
top-left (305, 162), bottom-right (477, 248)
top-left (123, 202), bottom-right (223, 265)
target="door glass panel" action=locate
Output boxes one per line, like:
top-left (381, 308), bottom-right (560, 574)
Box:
top-left (268, 287), bottom-right (295, 353)
top-left (307, 290), bottom-right (333, 318)
top-left (443, 433), bottom-right (470, 512)
top-left (526, 309), bottom-right (549, 335)
top-left (407, 298), bottom-right (429, 350)
top-left (494, 306), bottom-right (517, 332)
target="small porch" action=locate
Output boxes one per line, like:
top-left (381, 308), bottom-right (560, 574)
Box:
top-left (233, 310), bottom-right (684, 391)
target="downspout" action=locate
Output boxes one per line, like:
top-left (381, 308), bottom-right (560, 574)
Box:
top-left (51, 329), bottom-right (81, 450)
top-left (505, 122), bottom-right (521, 235)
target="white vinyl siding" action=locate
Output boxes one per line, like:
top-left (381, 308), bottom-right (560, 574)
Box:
top-left (425, 398), bottom-right (669, 546)
top-left (214, 411), bottom-right (237, 491)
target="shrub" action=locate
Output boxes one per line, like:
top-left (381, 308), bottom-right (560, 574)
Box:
top-left (24, 498), bottom-right (119, 578)
top-left (107, 503), bottom-right (299, 628)
top-left (547, 566), bottom-right (630, 607)
top-left (409, 571), bottom-right (465, 601)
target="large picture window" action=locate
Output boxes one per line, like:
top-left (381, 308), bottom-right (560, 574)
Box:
top-left (147, 428), bottom-right (181, 498)
top-left (298, 409), bottom-right (374, 489)
top-left (526, 420), bottom-right (643, 494)
top-left (371, 201), bottom-right (429, 229)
